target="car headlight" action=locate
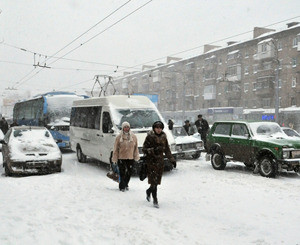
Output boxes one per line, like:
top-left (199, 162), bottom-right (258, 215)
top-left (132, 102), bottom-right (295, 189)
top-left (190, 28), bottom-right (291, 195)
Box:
top-left (282, 150), bottom-right (290, 159)
top-left (195, 142), bottom-right (202, 149)
top-left (170, 144), bottom-right (176, 152)
top-left (176, 145), bottom-right (182, 152)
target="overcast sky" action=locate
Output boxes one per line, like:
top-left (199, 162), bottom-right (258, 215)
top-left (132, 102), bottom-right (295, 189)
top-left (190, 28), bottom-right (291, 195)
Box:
top-left (1, 0), bottom-right (300, 97)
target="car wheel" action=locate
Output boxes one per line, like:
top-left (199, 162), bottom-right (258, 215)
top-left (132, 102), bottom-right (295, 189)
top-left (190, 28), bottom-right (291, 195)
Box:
top-left (192, 152), bottom-right (201, 159)
top-left (4, 163), bottom-right (11, 176)
top-left (76, 147), bottom-right (86, 163)
top-left (211, 151), bottom-right (226, 170)
top-left (259, 156), bottom-right (277, 178)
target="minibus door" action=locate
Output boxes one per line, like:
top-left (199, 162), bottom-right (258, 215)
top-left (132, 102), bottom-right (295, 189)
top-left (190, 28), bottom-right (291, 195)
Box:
top-left (100, 111), bottom-right (115, 164)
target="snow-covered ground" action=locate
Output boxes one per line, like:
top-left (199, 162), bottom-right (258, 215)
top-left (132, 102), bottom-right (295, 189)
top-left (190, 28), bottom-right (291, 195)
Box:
top-left (0, 152), bottom-right (299, 245)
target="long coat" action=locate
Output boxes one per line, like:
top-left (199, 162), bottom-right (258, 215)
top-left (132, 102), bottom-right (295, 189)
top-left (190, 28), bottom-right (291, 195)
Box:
top-left (142, 130), bottom-right (175, 185)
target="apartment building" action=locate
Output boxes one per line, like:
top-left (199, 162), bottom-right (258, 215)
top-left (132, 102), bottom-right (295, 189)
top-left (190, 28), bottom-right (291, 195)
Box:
top-left (110, 22), bottom-right (300, 123)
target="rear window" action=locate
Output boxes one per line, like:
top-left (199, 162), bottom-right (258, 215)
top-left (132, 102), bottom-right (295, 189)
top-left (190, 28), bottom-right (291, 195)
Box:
top-left (213, 123), bottom-right (231, 136)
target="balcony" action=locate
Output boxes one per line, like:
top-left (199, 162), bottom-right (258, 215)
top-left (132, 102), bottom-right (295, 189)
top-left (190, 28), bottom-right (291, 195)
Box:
top-left (254, 86), bottom-right (274, 96)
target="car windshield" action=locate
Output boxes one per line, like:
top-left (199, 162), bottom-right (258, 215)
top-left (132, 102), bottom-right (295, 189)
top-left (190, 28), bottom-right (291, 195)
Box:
top-left (113, 109), bottom-right (160, 129)
top-left (13, 129), bottom-right (50, 138)
top-left (249, 122), bottom-right (284, 137)
top-left (172, 126), bottom-right (188, 137)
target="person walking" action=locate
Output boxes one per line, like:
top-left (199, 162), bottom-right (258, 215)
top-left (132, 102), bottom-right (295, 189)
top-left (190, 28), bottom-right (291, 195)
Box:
top-left (195, 114), bottom-right (209, 150)
top-left (183, 120), bottom-right (191, 135)
top-left (0, 116), bottom-right (9, 135)
top-left (168, 119), bottom-right (174, 130)
top-left (112, 121), bottom-right (140, 192)
top-left (143, 121), bottom-right (176, 208)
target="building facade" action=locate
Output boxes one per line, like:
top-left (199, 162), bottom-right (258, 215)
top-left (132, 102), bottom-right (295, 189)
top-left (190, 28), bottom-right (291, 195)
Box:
top-left (109, 23), bottom-right (300, 125)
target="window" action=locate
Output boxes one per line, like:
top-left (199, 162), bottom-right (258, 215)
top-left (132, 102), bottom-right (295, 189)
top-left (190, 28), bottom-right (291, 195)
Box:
top-left (244, 66), bottom-right (249, 75)
top-left (214, 123), bottom-right (231, 136)
top-left (245, 51), bottom-right (249, 58)
top-left (278, 79), bottom-right (282, 88)
top-left (262, 98), bottom-right (271, 107)
top-left (291, 97), bottom-right (296, 106)
top-left (278, 59), bottom-right (282, 70)
top-left (227, 66), bottom-right (237, 76)
top-left (244, 83), bottom-right (249, 92)
top-left (277, 41), bottom-right (282, 51)
top-left (70, 106), bottom-right (102, 129)
top-left (261, 43), bottom-right (267, 52)
top-left (232, 124), bottom-right (248, 137)
top-left (122, 79), bottom-right (128, 89)
top-left (292, 58), bottom-right (297, 67)
top-left (102, 111), bottom-right (113, 133)
top-left (292, 77), bottom-right (296, 87)
top-left (253, 64), bottom-right (258, 73)
top-left (292, 35), bottom-right (300, 47)
top-left (262, 61), bottom-right (272, 70)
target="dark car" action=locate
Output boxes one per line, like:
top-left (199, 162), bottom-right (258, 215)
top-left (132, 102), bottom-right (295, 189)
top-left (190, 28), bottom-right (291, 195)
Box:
top-left (1, 126), bottom-right (62, 176)
top-left (206, 121), bottom-right (300, 177)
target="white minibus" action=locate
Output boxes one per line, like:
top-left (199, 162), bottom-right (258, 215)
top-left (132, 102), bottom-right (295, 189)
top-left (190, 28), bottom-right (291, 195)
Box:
top-left (69, 95), bottom-right (177, 170)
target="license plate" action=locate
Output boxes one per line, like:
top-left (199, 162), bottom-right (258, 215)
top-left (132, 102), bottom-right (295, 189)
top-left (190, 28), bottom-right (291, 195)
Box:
top-left (291, 150), bottom-right (300, 158)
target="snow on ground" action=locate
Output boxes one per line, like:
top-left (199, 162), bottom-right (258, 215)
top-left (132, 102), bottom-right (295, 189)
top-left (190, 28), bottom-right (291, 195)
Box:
top-left (0, 152), bottom-right (300, 245)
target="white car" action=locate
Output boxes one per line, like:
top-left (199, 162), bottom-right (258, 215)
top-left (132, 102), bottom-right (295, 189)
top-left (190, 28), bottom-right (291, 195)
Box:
top-left (0, 126), bottom-right (62, 176)
top-left (281, 127), bottom-right (300, 138)
top-left (172, 125), bottom-right (204, 159)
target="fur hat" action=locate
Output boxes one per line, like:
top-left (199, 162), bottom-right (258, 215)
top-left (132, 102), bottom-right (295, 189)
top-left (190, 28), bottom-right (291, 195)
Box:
top-left (120, 121), bottom-right (133, 142)
top-left (152, 121), bottom-right (164, 130)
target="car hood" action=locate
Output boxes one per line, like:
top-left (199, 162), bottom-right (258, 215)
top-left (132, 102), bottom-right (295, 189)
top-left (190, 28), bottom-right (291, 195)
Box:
top-left (175, 135), bottom-right (202, 145)
top-left (253, 135), bottom-right (300, 148)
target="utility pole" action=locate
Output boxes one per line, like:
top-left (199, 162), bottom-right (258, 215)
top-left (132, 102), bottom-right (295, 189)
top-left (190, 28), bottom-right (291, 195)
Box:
top-left (271, 39), bottom-right (280, 124)
top-left (182, 73), bottom-right (186, 123)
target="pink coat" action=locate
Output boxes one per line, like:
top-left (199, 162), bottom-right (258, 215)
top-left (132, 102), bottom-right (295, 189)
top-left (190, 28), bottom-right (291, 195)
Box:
top-left (112, 131), bottom-right (140, 163)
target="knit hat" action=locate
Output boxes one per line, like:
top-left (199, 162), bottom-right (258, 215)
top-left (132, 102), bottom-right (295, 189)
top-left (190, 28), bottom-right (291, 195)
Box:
top-left (122, 121), bottom-right (130, 129)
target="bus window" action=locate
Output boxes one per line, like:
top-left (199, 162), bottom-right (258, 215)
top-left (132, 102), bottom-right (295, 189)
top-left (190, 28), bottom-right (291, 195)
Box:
top-left (102, 112), bottom-right (113, 133)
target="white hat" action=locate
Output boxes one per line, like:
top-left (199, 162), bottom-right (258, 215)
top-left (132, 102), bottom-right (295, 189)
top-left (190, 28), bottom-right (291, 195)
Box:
top-left (122, 121), bottom-right (130, 129)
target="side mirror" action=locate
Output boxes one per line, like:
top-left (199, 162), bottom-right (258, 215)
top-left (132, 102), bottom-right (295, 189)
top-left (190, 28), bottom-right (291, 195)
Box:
top-left (245, 133), bottom-right (250, 138)
top-left (108, 129), bottom-right (114, 134)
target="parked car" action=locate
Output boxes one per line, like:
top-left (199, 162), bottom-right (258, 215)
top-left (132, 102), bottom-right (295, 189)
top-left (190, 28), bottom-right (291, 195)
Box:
top-left (0, 126), bottom-right (62, 176)
top-left (206, 121), bottom-right (300, 177)
top-left (172, 125), bottom-right (204, 159)
top-left (281, 127), bottom-right (300, 138)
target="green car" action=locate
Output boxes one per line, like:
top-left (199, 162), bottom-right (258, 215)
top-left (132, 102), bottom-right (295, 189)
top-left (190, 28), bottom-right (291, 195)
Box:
top-left (206, 121), bottom-right (300, 177)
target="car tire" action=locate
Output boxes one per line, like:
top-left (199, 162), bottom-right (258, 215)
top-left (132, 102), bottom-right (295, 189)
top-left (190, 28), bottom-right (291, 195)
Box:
top-left (211, 151), bottom-right (226, 170)
top-left (192, 152), bottom-right (201, 159)
top-left (76, 146), bottom-right (86, 163)
top-left (4, 163), bottom-right (11, 176)
top-left (259, 156), bottom-right (277, 178)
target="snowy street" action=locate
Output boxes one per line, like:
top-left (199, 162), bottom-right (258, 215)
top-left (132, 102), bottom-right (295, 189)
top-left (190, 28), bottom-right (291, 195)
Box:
top-left (0, 152), bottom-right (300, 245)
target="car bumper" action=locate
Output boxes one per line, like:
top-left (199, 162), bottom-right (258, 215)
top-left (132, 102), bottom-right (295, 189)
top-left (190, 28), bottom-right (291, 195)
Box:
top-left (8, 159), bottom-right (62, 175)
top-left (278, 158), bottom-right (300, 171)
top-left (177, 149), bottom-right (202, 158)
top-left (57, 141), bottom-right (70, 149)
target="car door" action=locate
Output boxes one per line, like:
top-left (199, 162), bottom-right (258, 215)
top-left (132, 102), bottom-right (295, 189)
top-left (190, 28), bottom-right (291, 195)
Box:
top-left (99, 111), bottom-right (115, 163)
top-left (230, 123), bottom-right (252, 164)
top-left (212, 123), bottom-right (232, 156)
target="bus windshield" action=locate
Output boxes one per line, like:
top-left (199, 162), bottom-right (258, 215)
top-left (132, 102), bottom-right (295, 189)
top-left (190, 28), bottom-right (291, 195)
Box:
top-left (113, 109), bottom-right (160, 129)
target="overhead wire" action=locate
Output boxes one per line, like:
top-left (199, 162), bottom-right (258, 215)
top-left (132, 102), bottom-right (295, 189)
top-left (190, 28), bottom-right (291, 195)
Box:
top-left (14, 0), bottom-right (154, 89)
top-left (10, 0), bottom-right (134, 88)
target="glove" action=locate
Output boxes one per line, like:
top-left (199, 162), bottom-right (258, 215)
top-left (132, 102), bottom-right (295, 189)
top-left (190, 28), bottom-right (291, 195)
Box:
top-left (171, 160), bottom-right (176, 168)
top-left (154, 146), bottom-right (164, 154)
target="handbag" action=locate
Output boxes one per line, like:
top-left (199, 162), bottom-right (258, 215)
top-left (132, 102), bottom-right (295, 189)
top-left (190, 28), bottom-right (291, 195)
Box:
top-left (139, 162), bottom-right (147, 181)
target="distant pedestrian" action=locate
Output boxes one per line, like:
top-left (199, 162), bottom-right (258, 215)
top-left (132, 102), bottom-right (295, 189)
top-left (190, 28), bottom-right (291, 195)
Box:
top-left (168, 119), bottom-right (174, 130)
top-left (112, 121), bottom-right (140, 192)
top-left (183, 120), bottom-right (191, 135)
top-left (143, 121), bottom-right (176, 208)
top-left (195, 114), bottom-right (209, 150)
top-left (0, 116), bottom-right (9, 135)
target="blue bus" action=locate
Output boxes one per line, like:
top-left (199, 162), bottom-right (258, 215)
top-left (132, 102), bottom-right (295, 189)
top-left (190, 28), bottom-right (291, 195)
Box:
top-left (13, 91), bottom-right (88, 148)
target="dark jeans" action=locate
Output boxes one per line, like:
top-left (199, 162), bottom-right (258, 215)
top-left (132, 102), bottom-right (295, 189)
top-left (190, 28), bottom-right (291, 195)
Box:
top-left (118, 159), bottom-right (134, 190)
top-left (200, 132), bottom-right (207, 150)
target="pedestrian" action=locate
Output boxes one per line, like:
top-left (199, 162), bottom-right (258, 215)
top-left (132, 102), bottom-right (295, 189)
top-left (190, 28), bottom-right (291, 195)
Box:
top-left (194, 114), bottom-right (209, 150)
top-left (168, 119), bottom-right (174, 130)
top-left (112, 121), bottom-right (140, 192)
top-left (10, 119), bottom-right (19, 127)
top-left (183, 120), bottom-right (191, 135)
top-left (143, 121), bottom-right (176, 208)
top-left (0, 116), bottom-right (9, 135)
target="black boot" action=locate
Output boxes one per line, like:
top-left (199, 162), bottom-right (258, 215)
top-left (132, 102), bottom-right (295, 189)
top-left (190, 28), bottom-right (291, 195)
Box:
top-left (146, 187), bottom-right (151, 202)
top-left (152, 186), bottom-right (159, 208)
